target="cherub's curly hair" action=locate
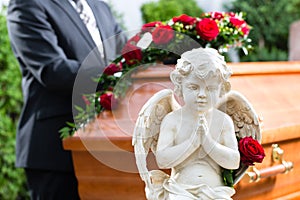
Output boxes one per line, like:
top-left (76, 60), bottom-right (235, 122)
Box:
top-left (170, 48), bottom-right (232, 97)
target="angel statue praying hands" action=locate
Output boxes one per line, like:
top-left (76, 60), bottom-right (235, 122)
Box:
top-left (133, 48), bottom-right (261, 200)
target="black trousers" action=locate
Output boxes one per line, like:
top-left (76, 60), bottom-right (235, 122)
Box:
top-left (25, 169), bottom-right (80, 200)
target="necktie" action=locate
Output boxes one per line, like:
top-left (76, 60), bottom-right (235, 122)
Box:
top-left (71, 0), bottom-right (104, 58)
top-left (73, 0), bottom-right (90, 24)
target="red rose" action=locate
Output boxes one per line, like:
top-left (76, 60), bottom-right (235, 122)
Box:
top-left (127, 34), bottom-right (141, 45)
top-left (210, 12), bottom-right (224, 20)
top-left (141, 21), bottom-right (162, 32)
top-left (239, 136), bottom-right (265, 166)
top-left (103, 62), bottom-right (122, 76)
top-left (230, 17), bottom-right (245, 28)
top-left (121, 43), bottom-right (142, 65)
top-left (99, 92), bottom-right (118, 110)
top-left (172, 14), bottom-right (196, 25)
top-left (241, 25), bottom-right (250, 36)
top-left (196, 18), bottom-right (219, 41)
top-left (228, 12), bottom-right (236, 17)
top-left (152, 25), bottom-right (174, 45)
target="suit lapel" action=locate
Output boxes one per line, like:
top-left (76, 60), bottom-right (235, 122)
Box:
top-left (51, 0), bottom-right (96, 49)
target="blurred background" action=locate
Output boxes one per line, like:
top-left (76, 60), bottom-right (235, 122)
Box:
top-left (104, 0), bottom-right (300, 62)
top-left (1, 0), bottom-right (300, 199)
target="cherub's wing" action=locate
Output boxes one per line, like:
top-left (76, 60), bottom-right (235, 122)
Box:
top-left (217, 90), bottom-right (262, 184)
top-left (132, 89), bottom-right (181, 188)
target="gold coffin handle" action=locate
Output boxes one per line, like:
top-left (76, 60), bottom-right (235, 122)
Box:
top-left (245, 144), bottom-right (294, 183)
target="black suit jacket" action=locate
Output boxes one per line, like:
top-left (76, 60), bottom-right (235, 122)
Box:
top-left (7, 0), bottom-right (127, 171)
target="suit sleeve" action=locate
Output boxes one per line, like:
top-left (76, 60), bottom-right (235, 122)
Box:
top-left (7, 0), bottom-right (80, 92)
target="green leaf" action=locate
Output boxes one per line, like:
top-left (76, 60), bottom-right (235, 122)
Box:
top-left (59, 127), bottom-right (72, 138)
top-left (66, 121), bottom-right (76, 128)
top-left (75, 105), bottom-right (84, 112)
top-left (222, 169), bottom-right (234, 187)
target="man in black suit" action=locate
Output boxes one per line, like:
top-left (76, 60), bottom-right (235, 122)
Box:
top-left (7, 0), bottom-right (127, 199)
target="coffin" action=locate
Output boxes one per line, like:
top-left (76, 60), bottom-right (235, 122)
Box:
top-left (63, 61), bottom-right (300, 200)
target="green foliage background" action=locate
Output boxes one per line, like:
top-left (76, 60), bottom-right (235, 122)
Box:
top-left (0, 9), bottom-right (29, 200)
top-left (228, 0), bottom-right (300, 61)
top-left (141, 0), bottom-right (203, 23)
top-left (141, 0), bottom-right (300, 61)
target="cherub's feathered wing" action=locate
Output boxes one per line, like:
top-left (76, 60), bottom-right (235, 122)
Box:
top-left (217, 90), bottom-right (262, 184)
top-left (132, 89), bottom-right (181, 194)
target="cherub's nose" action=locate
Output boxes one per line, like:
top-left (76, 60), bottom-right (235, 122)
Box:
top-left (198, 88), bottom-right (206, 98)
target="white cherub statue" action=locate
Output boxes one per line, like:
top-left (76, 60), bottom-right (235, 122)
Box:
top-left (132, 47), bottom-right (261, 200)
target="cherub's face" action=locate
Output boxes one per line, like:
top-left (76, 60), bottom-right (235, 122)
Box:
top-left (182, 72), bottom-right (221, 113)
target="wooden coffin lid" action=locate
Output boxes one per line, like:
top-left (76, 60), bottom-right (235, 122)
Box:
top-left (63, 61), bottom-right (300, 151)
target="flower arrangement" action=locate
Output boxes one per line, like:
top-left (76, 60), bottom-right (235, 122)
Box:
top-left (170, 12), bottom-right (252, 53)
top-left (60, 11), bottom-right (252, 138)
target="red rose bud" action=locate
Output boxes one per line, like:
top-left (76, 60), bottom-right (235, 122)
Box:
top-left (128, 34), bottom-right (141, 45)
top-left (172, 14), bottom-right (196, 25)
top-left (82, 95), bottom-right (90, 106)
top-left (152, 25), bottom-right (174, 45)
top-left (141, 21), bottom-right (163, 32)
top-left (241, 25), bottom-right (250, 36)
top-left (230, 17), bottom-right (245, 28)
top-left (228, 12), bottom-right (236, 17)
top-left (99, 92), bottom-right (118, 110)
top-left (239, 136), bottom-right (265, 166)
top-left (121, 43), bottom-right (143, 65)
top-left (196, 18), bottom-right (219, 41)
top-left (103, 63), bottom-right (122, 76)
top-left (107, 86), bottom-right (114, 91)
top-left (210, 12), bottom-right (224, 20)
